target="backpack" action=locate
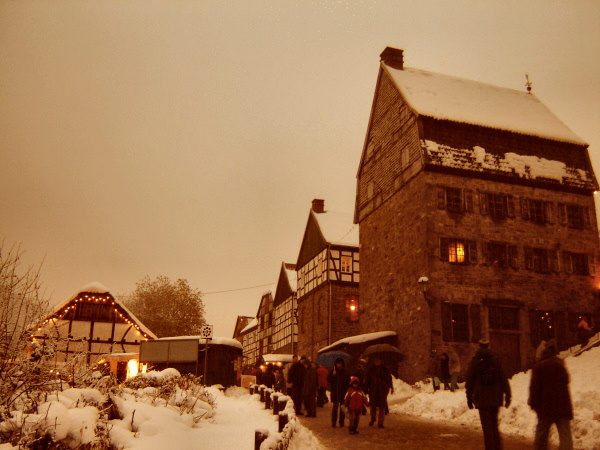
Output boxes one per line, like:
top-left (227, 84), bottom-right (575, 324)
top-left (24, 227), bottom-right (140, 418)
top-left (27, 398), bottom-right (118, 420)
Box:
top-left (476, 356), bottom-right (497, 386)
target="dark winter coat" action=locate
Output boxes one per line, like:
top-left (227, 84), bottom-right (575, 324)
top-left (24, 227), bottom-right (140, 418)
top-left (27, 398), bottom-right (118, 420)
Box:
top-left (327, 364), bottom-right (351, 403)
top-left (344, 386), bottom-right (369, 412)
top-left (465, 348), bottom-right (511, 409)
top-left (528, 347), bottom-right (573, 420)
top-left (287, 361), bottom-right (306, 391)
top-left (440, 354), bottom-right (450, 380)
top-left (364, 363), bottom-right (392, 407)
top-left (303, 366), bottom-right (319, 397)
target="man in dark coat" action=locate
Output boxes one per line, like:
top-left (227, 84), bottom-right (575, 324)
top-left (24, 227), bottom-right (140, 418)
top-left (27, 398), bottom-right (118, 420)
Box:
top-left (364, 355), bottom-right (393, 428)
top-left (466, 339), bottom-right (511, 450)
top-left (302, 360), bottom-right (318, 417)
top-left (528, 339), bottom-right (573, 450)
top-left (287, 355), bottom-right (307, 415)
top-left (327, 357), bottom-right (351, 427)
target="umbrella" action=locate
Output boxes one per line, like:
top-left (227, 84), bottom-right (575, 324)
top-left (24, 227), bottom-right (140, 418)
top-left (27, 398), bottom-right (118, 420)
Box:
top-left (316, 351), bottom-right (352, 367)
top-left (361, 343), bottom-right (403, 358)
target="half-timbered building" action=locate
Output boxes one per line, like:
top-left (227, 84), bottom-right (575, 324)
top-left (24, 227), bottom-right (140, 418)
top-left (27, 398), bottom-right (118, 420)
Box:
top-left (31, 282), bottom-right (156, 366)
top-left (296, 199), bottom-right (360, 360)
top-left (355, 47), bottom-right (600, 383)
top-left (272, 262), bottom-right (297, 354)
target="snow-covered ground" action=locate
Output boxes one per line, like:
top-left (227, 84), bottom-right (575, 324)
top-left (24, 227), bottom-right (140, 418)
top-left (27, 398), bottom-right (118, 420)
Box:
top-left (1, 346), bottom-right (598, 449)
top-left (389, 345), bottom-right (600, 450)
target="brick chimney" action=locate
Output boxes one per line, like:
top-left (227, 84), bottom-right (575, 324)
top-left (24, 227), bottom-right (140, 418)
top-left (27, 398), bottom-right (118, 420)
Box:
top-left (380, 47), bottom-right (404, 70)
top-left (311, 198), bottom-right (325, 214)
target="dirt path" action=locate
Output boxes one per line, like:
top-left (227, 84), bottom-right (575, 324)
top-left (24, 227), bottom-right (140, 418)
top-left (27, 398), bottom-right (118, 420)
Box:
top-left (297, 402), bottom-right (534, 449)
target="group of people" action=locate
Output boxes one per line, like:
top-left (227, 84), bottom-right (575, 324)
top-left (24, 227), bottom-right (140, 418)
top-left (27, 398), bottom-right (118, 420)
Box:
top-left (430, 349), bottom-right (461, 392)
top-left (466, 338), bottom-right (574, 450)
top-left (284, 354), bottom-right (393, 435)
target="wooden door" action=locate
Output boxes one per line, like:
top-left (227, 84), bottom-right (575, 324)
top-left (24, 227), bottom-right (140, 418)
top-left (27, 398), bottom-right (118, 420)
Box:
top-left (489, 332), bottom-right (521, 378)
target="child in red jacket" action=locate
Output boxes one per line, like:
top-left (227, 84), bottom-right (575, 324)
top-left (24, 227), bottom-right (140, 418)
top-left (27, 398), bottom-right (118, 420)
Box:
top-left (344, 376), bottom-right (370, 435)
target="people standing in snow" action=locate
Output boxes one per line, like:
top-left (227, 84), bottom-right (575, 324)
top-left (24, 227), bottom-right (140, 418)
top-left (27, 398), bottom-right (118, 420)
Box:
top-left (344, 376), bottom-right (369, 435)
top-left (528, 339), bottom-right (574, 450)
top-left (282, 355), bottom-right (298, 395)
top-left (364, 355), bottom-right (393, 428)
top-left (287, 355), bottom-right (307, 415)
top-left (327, 357), bottom-right (351, 427)
top-left (449, 348), bottom-right (461, 392)
top-left (316, 364), bottom-right (329, 407)
top-left (302, 360), bottom-right (318, 417)
top-left (273, 368), bottom-right (285, 393)
top-left (440, 352), bottom-right (451, 391)
top-left (465, 339), bottom-right (511, 450)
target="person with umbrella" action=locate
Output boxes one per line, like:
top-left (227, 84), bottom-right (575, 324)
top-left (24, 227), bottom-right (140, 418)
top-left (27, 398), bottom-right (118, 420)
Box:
top-left (327, 357), bottom-right (351, 427)
top-left (364, 355), bottom-right (393, 428)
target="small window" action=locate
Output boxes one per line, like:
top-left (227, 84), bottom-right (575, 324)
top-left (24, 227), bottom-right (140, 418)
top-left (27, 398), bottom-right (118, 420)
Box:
top-left (346, 296), bottom-right (359, 322)
top-left (487, 193), bottom-right (507, 220)
top-left (535, 310), bottom-right (555, 341)
top-left (340, 256), bottom-right (352, 273)
top-left (440, 238), bottom-right (476, 264)
top-left (529, 199), bottom-right (546, 225)
top-left (563, 251), bottom-right (591, 276)
top-left (567, 205), bottom-right (584, 229)
top-left (446, 188), bottom-right (463, 213)
top-left (525, 247), bottom-right (550, 273)
top-left (442, 303), bottom-right (469, 342)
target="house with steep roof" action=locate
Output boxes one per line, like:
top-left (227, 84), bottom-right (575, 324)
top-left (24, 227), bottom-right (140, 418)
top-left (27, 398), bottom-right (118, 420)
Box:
top-left (355, 47), bottom-right (600, 382)
top-left (31, 282), bottom-right (156, 368)
top-left (295, 199), bottom-right (360, 360)
top-left (272, 262), bottom-right (298, 355)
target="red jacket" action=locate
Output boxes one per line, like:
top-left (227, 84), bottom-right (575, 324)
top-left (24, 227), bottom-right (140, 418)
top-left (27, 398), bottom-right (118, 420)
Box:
top-left (344, 386), bottom-right (369, 412)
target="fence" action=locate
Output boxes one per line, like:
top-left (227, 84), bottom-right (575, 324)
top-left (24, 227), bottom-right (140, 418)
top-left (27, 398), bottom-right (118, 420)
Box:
top-left (249, 383), bottom-right (297, 450)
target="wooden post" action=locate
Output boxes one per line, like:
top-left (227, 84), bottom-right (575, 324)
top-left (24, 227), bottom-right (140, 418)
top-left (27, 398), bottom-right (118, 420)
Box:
top-left (277, 397), bottom-right (287, 414)
top-left (254, 429), bottom-right (269, 450)
top-left (272, 393), bottom-right (280, 415)
top-left (265, 389), bottom-right (271, 409)
top-left (259, 386), bottom-right (265, 402)
top-left (278, 412), bottom-right (288, 433)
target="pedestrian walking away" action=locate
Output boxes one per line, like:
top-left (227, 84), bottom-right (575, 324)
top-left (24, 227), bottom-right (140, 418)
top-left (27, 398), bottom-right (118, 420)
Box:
top-left (528, 338), bottom-right (574, 450)
top-left (327, 357), bottom-right (351, 427)
top-left (316, 364), bottom-right (329, 407)
top-left (344, 376), bottom-right (369, 435)
top-left (303, 359), bottom-right (319, 417)
top-left (465, 339), bottom-right (511, 450)
top-left (364, 355), bottom-right (393, 428)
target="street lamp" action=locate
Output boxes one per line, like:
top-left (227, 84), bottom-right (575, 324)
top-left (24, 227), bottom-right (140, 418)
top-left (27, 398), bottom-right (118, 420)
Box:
top-left (418, 276), bottom-right (434, 307)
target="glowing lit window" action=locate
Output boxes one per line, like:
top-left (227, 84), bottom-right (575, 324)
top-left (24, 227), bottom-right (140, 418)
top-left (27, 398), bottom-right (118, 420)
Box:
top-left (346, 296), bottom-right (359, 322)
top-left (449, 242), bottom-right (465, 263)
top-left (341, 256), bottom-right (352, 273)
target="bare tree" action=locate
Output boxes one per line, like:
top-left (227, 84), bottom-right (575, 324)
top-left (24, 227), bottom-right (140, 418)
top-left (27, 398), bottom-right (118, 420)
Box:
top-left (125, 275), bottom-right (206, 338)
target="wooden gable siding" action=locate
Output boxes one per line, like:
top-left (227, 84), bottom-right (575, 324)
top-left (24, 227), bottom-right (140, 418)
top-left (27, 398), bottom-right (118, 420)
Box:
top-left (355, 69), bottom-right (423, 223)
top-left (273, 264), bottom-right (293, 307)
top-left (296, 213), bottom-right (327, 269)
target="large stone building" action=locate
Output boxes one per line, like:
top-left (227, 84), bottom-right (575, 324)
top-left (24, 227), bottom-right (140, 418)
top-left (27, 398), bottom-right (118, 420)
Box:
top-left (295, 199), bottom-right (360, 360)
top-left (355, 47), bottom-right (600, 383)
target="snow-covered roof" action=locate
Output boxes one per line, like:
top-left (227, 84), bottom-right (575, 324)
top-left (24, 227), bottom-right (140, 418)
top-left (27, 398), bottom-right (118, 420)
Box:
top-left (284, 264), bottom-right (297, 292)
top-left (318, 331), bottom-right (397, 353)
top-left (240, 318), bottom-right (258, 334)
top-left (262, 354), bottom-right (294, 363)
top-left (424, 140), bottom-right (596, 190)
top-left (54, 282), bottom-right (158, 339)
top-left (384, 65), bottom-right (586, 146)
top-left (313, 210), bottom-right (359, 247)
top-left (158, 336), bottom-right (243, 349)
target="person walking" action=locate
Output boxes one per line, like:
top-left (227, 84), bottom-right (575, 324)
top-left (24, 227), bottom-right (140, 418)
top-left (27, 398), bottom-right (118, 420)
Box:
top-left (287, 355), bottom-right (307, 416)
top-left (344, 376), bottom-right (369, 435)
top-left (316, 364), bottom-right (329, 407)
top-left (364, 355), bottom-right (393, 428)
top-left (465, 339), bottom-right (511, 450)
top-left (449, 348), bottom-right (461, 392)
top-left (440, 352), bottom-right (451, 391)
top-left (528, 339), bottom-right (573, 450)
top-left (282, 355), bottom-right (298, 395)
top-left (577, 316), bottom-right (593, 348)
top-left (303, 360), bottom-right (318, 417)
top-left (327, 357), bottom-right (351, 427)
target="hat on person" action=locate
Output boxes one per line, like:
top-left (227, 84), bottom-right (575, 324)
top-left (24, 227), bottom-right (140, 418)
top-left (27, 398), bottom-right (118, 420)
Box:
top-left (478, 339), bottom-right (490, 348)
top-left (349, 376), bottom-right (360, 386)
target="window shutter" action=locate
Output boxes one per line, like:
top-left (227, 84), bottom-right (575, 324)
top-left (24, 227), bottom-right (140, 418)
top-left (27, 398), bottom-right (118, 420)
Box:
top-left (509, 245), bottom-right (519, 269)
top-left (464, 189), bottom-right (474, 212)
top-left (470, 304), bottom-right (481, 343)
top-left (521, 198), bottom-right (530, 220)
top-left (549, 250), bottom-right (559, 272)
top-left (524, 247), bottom-right (533, 270)
top-left (439, 238), bottom-right (449, 261)
top-left (480, 192), bottom-right (488, 215)
top-left (506, 195), bottom-right (515, 218)
top-left (588, 254), bottom-right (596, 276)
top-left (437, 187), bottom-right (446, 209)
top-left (468, 241), bottom-right (478, 264)
top-left (583, 207), bottom-right (592, 229)
top-left (558, 203), bottom-right (567, 225)
top-left (441, 302), bottom-right (452, 342)
top-left (482, 242), bottom-right (491, 265)
top-left (562, 252), bottom-right (573, 274)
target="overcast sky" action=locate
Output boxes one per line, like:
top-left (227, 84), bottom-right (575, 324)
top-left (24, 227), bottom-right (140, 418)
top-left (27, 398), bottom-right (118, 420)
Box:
top-left (1, 1), bottom-right (599, 338)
